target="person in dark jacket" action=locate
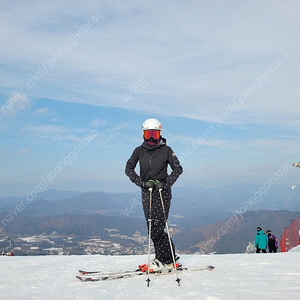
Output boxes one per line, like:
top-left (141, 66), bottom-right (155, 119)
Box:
top-left (255, 227), bottom-right (268, 253)
top-left (125, 118), bottom-right (183, 272)
top-left (266, 230), bottom-right (278, 253)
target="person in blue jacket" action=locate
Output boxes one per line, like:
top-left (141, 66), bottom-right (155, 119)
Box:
top-left (255, 227), bottom-right (268, 253)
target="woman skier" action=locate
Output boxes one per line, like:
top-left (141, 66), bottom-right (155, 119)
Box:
top-left (125, 118), bottom-right (183, 272)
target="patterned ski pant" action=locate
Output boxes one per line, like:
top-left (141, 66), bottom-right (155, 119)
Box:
top-left (142, 188), bottom-right (175, 264)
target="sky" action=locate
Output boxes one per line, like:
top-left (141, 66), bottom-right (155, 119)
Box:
top-left (1, 1), bottom-right (300, 197)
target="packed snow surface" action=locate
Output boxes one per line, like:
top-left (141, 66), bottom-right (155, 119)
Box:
top-left (1, 250), bottom-right (300, 299)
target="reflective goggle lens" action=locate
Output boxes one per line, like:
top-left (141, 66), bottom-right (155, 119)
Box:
top-left (143, 130), bottom-right (160, 140)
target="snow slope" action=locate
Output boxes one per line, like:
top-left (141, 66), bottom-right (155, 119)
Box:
top-left (1, 250), bottom-right (300, 300)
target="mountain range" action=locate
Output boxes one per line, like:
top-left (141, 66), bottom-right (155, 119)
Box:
top-left (1, 183), bottom-right (299, 254)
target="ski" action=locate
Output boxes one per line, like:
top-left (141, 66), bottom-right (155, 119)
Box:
top-left (76, 272), bottom-right (141, 282)
top-left (78, 268), bottom-right (140, 276)
top-left (77, 265), bottom-right (215, 282)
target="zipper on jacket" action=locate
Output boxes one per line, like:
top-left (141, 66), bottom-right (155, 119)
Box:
top-left (149, 152), bottom-right (152, 179)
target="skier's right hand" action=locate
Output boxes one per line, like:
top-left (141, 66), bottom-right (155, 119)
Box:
top-left (143, 180), bottom-right (156, 190)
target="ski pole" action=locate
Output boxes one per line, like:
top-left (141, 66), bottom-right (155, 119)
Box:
top-left (146, 187), bottom-right (153, 287)
top-left (158, 189), bottom-right (181, 286)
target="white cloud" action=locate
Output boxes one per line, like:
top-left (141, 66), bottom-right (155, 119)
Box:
top-left (1, 93), bottom-right (31, 118)
top-left (21, 125), bottom-right (82, 142)
top-left (33, 108), bottom-right (52, 116)
top-left (18, 148), bottom-right (31, 155)
top-left (19, 123), bottom-right (122, 147)
top-left (0, 1), bottom-right (300, 128)
top-left (89, 119), bottom-right (107, 128)
top-left (249, 139), bottom-right (300, 154)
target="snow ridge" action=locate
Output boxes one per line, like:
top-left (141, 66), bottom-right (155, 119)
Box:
top-left (1, 252), bottom-right (300, 299)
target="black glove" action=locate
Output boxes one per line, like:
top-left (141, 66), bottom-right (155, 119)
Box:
top-left (155, 181), bottom-right (164, 191)
top-left (143, 179), bottom-right (156, 190)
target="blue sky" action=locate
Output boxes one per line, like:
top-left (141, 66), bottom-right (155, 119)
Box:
top-left (1, 1), bottom-right (300, 197)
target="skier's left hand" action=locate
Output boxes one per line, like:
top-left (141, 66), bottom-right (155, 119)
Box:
top-left (155, 181), bottom-right (164, 191)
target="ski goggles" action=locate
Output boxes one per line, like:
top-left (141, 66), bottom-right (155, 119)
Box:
top-left (143, 129), bottom-right (160, 140)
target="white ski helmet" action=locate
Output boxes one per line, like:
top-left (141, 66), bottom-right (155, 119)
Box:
top-left (142, 118), bottom-right (162, 131)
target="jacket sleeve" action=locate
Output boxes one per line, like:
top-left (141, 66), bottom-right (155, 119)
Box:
top-left (125, 147), bottom-right (143, 188)
top-left (165, 147), bottom-right (183, 189)
top-left (255, 234), bottom-right (258, 248)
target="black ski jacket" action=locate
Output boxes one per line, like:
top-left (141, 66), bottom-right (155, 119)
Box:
top-left (125, 138), bottom-right (183, 189)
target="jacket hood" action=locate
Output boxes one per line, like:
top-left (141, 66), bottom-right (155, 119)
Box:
top-left (257, 230), bottom-right (265, 235)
